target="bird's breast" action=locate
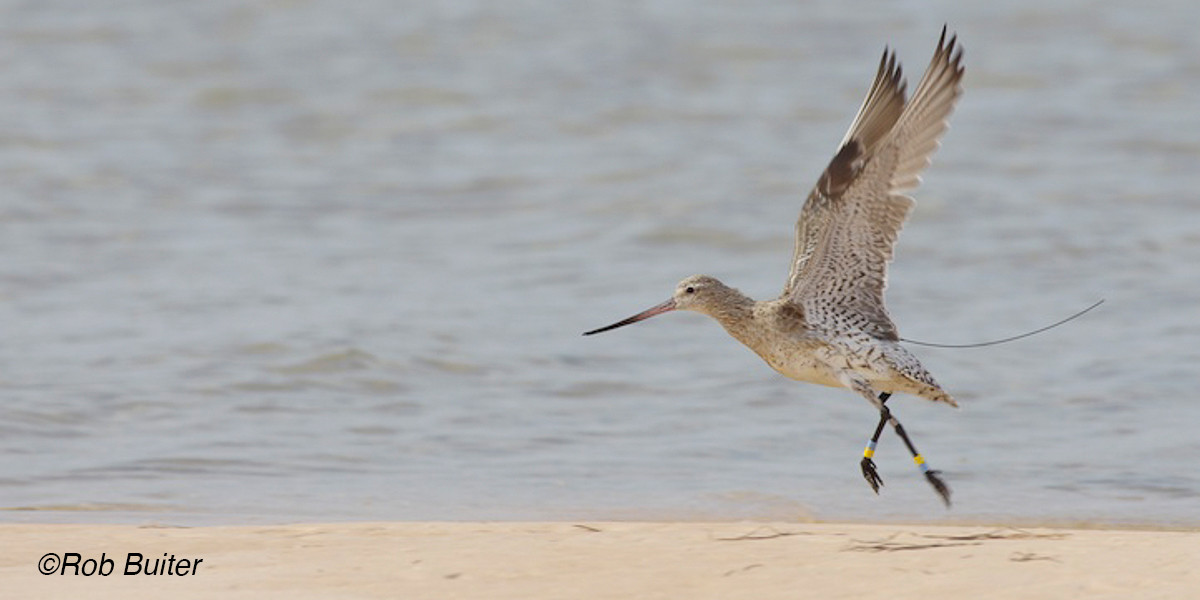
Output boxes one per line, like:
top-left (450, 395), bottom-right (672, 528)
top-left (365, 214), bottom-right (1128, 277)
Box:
top-left (766, 353), bottom-right (844, 388)
top-left (750, 339), bottom-right (844, 389)
top-left (714, 303), bottom-right (842, 388)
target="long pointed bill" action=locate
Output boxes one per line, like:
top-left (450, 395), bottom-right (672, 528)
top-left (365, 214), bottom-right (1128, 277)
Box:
top-left (583, 299), bottom-right (677, 336)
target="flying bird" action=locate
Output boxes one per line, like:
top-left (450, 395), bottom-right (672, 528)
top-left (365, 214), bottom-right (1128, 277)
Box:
top-left (585, 28), bottom-right (966, 506)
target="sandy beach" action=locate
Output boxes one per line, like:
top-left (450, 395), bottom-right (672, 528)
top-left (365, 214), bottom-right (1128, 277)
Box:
top-left (1, 521), bottom-right (1195, 599)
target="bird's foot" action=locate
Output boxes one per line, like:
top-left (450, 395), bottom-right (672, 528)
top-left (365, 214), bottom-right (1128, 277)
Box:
top-left (925, 469), bottom-right (952, 508)
top-left (860, 457), bottom-right (884, 493)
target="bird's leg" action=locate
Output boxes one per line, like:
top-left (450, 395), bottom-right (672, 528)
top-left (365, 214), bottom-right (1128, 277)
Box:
top-left (886, 411), bottom-right (952, 507)
top-left (842, 375), bottom-right (949, 505)
top-left (859, 392), bottom-right (891, 493)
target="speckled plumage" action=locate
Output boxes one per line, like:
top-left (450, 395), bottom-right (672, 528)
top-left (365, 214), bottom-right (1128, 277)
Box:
top-left (770, 30), bottom-right (964, 410)
top-left (584, 30), bottom-right (966, 503)
top-left (591, 32), bottom-right (964, 410)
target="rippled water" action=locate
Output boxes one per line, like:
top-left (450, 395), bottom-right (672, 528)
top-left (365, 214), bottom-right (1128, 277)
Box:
top-left (2, 1), bottom-right (1199, 526)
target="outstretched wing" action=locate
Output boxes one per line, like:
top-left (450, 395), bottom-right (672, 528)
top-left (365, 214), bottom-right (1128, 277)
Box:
top-left (782, 28), bottom-right (964, 340)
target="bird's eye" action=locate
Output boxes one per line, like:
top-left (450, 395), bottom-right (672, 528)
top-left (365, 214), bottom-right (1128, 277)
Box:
top-left (685, 286), bottom-right (695, 294)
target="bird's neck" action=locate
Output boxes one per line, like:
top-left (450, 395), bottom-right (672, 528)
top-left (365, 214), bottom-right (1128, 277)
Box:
top-left (704, 293), bottom-right (759, 344)
top-left (709, 297), bottom-right (807, 362)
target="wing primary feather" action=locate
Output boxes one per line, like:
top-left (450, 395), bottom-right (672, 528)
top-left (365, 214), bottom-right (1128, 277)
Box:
top-left (782, 29), bottom-right (966, 343)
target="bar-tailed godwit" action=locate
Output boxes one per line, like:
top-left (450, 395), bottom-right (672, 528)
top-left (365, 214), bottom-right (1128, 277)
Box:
top-left (585, 28), bottom-right (965, 506)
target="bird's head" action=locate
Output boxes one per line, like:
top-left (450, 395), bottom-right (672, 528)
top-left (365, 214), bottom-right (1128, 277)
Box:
top-left (582, 274), bottom-right (737, 335)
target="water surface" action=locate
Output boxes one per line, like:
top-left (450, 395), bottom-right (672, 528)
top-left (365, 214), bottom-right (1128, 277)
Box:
top-left (2, 1), bottom-right (1199, 526)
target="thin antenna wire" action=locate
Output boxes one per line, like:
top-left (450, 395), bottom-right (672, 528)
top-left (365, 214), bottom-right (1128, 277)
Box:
top-left (901, 299), bottom-right (1105, 349)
